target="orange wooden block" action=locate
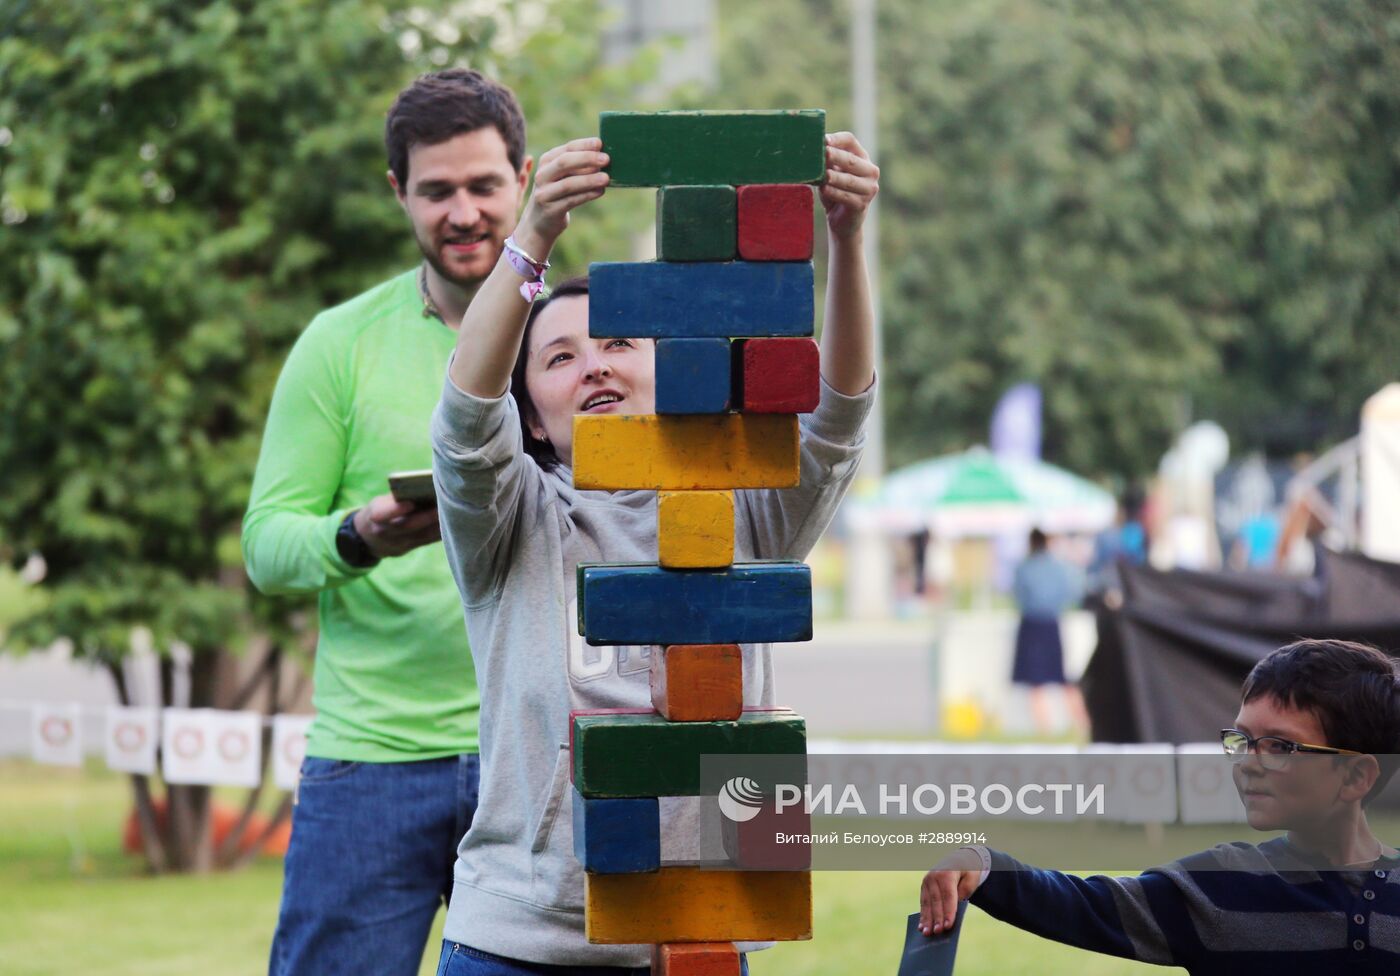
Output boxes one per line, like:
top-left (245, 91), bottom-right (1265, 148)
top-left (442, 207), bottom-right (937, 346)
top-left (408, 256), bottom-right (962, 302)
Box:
top-left (650, 644), bottom-right (742, 722)
top-left (652, 943), bottom-right (740, 975)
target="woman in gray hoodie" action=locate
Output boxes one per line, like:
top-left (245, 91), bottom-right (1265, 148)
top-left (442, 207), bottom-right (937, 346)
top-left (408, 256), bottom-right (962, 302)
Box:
top-left (430, 131), bottom-right (879, 973)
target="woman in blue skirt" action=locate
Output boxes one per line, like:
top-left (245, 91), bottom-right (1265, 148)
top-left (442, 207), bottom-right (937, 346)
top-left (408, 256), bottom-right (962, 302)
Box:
top-left (1012, 528), bottom-right (1088, 734)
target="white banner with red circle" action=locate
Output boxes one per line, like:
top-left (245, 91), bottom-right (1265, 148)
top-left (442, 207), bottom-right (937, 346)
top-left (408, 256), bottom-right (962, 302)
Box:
top-left (160, 708), bottom-right (262, 787)
top-left (271, 714), bottom-right (313, 790)
top-left (104, 706), bottom-right (159, 775)
top-left (30, 703), bottom-right (82, 767)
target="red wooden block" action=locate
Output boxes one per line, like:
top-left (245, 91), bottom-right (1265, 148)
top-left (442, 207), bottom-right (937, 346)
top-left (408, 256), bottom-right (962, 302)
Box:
top-left (737, 184), bottom-right (814, 261)
top-left (721, 795), bottom-right (813, 871)
top-left (651, 943), bottom-right (741, 975)
top-left (738, 337), bottom-right (820, 413)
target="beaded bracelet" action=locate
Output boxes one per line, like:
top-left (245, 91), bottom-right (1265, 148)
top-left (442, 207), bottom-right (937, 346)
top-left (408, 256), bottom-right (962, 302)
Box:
top-left (503, 236), bottom-right (550, 302)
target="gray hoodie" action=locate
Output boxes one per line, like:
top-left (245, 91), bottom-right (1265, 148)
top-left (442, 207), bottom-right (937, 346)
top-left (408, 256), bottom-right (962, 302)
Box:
top-left (431, 371), bottom-right (874, 965)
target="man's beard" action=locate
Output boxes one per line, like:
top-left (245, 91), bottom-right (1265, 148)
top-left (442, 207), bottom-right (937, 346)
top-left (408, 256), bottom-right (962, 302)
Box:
top-left (416, 226), bottom-right (497, 290)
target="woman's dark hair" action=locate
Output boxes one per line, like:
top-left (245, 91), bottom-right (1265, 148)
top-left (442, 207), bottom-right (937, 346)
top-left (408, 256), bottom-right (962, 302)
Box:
top-left (510, 276), bottom-right (590, 472)
top-left (385, 69), bottom-right (527, 188)
top-left (1242, 639), bottom-right (1400, 802)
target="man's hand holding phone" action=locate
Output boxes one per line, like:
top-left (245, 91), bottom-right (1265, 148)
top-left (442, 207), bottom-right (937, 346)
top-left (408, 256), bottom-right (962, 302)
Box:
top-left (353, 492), bottom-right (441, 558)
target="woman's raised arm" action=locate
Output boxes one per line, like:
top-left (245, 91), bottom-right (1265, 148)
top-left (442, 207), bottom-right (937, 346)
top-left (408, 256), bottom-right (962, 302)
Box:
top-left (818, 131), bottom-right (879, 396)
top-left (448, 137), bottom-right (610, 398)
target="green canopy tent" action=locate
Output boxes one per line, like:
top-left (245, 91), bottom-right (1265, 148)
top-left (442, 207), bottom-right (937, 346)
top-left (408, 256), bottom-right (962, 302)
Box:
top-left (845, 447), bottom-right (1116, 538)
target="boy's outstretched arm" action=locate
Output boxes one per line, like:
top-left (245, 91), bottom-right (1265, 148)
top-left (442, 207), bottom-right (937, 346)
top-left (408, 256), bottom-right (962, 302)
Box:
top-left (818, 131), bottom-right (878, 396)
top-left (919, 847), bottom-right (1185, 966)
top-left (919, 847), bottom-right (986, 935)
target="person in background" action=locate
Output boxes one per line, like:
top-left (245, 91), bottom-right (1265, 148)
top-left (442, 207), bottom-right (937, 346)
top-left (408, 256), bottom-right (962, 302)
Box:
top-left (1087, 493), bottom-right (1148, 604)
top-left (1233, 507), bottom-right (1282, 571)
top-left (1012, 527), bottom-right (1089, 735)
top-left (243, 69), bottom-right (533, 975)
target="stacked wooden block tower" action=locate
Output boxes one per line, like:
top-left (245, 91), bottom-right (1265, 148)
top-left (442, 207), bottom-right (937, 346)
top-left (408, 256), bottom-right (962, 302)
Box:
top-left (569, 110), bottom-right (826, 971)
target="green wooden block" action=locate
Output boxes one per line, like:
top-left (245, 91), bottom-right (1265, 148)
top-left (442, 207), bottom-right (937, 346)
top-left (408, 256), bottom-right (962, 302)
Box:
top-left (602, 110), bottom-right (826, 187)
top-left (656, 186), bottom-right (735, 262)
top-left (572, 710), bottom-right (808, 798)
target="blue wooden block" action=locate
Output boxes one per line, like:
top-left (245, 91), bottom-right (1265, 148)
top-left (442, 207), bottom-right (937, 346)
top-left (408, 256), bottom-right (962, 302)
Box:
top-left (577, 562), bottom-right (813, 646)
top-left (572, 787), bottom-right (661, 874)
top-left (655, 338), bottom-right (731, 414)
top-left (589, 262), bottom-right (814, 338)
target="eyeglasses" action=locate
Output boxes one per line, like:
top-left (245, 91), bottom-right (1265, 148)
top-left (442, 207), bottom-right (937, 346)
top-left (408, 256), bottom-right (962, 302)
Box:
top-left (1220, 728), bottom-right (1362, 771)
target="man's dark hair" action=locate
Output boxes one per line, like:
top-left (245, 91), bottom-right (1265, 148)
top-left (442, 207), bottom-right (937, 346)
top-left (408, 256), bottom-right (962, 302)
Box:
top-left (510, 276), bottom-right (591, 473)
top-left (385, 69), bottom-right (526, 188)
top-left (1028, 527), bottom-right (1048, 552)
top-left (1242, 639), bottom-right (1400, 801)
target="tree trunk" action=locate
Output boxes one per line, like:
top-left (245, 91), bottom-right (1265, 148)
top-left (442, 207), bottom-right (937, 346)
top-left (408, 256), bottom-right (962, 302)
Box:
top-left (181, 648), bottom-right (221, 874)
top-left (229, 793), bottom-right (294, 871)
top-left (105, 632), bottom-right (308, 875)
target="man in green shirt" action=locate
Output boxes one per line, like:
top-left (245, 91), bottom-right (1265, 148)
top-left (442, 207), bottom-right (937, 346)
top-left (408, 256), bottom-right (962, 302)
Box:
top-left (242, 69), bottom-right (531, 976)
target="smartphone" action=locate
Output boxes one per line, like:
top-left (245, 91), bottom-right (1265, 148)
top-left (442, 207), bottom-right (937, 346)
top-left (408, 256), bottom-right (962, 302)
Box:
top-left (388, 469), bottom-right (436, 507)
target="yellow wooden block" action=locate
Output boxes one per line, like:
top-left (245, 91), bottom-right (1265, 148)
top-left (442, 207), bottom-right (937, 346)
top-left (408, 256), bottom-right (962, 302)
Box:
top-left (573, 415), bottom-right (798, 490)
top-left (658, 490), bottom-right (734, 568)
top-left (584, 867), bottom-right (812, 944)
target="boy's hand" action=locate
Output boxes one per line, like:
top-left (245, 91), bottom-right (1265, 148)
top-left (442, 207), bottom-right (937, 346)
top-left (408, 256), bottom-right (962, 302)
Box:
top-left (513, 137), bottom-right (610, 259)
top-left (819, 131), bottom-right (879, 241)
top-left (918, 848), bottom-right (986, 936)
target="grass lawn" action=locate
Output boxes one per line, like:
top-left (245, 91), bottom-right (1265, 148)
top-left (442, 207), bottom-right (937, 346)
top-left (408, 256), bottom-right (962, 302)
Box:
top-left (0, 761), bottom-right (1172, 975)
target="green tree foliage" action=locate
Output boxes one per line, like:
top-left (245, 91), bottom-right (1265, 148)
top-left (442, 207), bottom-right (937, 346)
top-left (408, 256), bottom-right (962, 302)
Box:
top-left (0, 0), bottom-right (651, 660)
top-left (1196, 0), bottom-right (1400, 452)
top-left (0, 0), bottom-right (654, 870)
top-left (716, 0), bottom-right (1400, 475)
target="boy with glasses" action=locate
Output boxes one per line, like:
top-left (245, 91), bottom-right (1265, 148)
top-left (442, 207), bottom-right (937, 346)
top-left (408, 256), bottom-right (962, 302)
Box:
top-left (918, 639), bottom-right (1400, 974)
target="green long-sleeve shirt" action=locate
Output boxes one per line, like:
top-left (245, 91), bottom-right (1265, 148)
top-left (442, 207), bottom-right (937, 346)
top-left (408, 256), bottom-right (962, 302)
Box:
top-left (242, 269), bottom-right (478, 761)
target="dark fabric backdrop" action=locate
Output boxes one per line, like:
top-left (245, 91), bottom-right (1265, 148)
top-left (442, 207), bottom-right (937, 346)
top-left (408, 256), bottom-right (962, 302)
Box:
top-left (1082, 550), bottom-right (1400, 744)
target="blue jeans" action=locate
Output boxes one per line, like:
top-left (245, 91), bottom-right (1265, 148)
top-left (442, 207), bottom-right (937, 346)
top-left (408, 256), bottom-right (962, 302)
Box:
top-left (268, 753), bottom-right (480, 976)
top-left (435, 940), bottom-right (750, 975)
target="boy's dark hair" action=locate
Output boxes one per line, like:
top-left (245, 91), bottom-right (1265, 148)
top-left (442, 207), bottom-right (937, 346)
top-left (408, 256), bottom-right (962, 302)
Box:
top-left (510, 276), bottom-right (591, 472)
top-left (1242, 639), bottom-right (1400, 801)
top-left (385, 69), bottom-right (526, 188)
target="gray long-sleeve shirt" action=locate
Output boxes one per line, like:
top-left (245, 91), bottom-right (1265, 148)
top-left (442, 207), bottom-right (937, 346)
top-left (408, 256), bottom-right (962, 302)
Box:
top-left (431, 371), bottom-right (874, 965)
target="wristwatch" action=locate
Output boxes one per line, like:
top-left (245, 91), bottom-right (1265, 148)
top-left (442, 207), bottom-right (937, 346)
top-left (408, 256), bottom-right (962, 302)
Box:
top-left (335, 510), bottom-right (380, 569)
